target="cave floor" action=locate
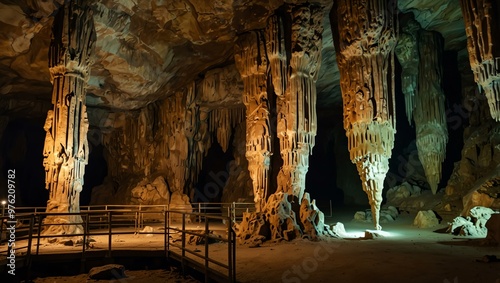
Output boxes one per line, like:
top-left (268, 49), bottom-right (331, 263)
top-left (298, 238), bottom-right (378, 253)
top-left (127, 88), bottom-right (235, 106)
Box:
top-left (2, 209), bottom-right (499, 282)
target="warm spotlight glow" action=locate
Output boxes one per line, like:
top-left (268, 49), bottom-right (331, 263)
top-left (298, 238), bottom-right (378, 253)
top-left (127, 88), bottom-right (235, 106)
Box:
top-left (1, 200), bottom-right (6, 205)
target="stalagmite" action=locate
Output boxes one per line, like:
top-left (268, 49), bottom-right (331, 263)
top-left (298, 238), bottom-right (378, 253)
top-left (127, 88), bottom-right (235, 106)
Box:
top-left (414, 31), bottom-right (448, 195)
top-left (331, 0), bottom-right (397, 230)
top-left (42, 0), bottom-right (95, 236)
top-left (395, 14), bottom-right (420, 124)
top-left (235, 32), bottom-right (272, 212)
top-left (460, 0), bottom-right (500, 121)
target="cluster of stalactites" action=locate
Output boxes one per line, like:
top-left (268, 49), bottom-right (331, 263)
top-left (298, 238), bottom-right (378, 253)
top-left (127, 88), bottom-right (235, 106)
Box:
top-left (49, 0), bottom-right (95, 84)
top-left (460, 0), bottom-right (500, 121)
top-left (414, 30), bottom-right (448, 195)
top-left (331, 0), bottom-right (397, 230)
top-left (234, 31), bottom-right (272, 211)
top-left (266, 4), bottom-right (324, 201)
top-left (102, 80), bottom-right (245, 196)
top-left (395, 14), bottom-right (421, 124)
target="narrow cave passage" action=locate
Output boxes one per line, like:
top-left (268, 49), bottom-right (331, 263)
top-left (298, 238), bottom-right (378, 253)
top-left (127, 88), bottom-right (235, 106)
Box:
top-left (194, 140), bottom-right (234, 204)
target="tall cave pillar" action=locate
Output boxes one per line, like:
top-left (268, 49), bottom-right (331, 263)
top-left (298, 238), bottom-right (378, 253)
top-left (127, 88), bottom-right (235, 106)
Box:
top-left (395, 14), bottom-right (420, 124)
top-left (330, 0), bottom-right (397, 230)
top-left (266, 5), bottom-right (323, 202)
top-left (460, 0), bottom-right (500, 121)
top-left (235, 32), bottom-right (272, 212)
top-left (42, 0), bottom-right (95, 235)
top-left (414, 31), bottom-right (448, 195)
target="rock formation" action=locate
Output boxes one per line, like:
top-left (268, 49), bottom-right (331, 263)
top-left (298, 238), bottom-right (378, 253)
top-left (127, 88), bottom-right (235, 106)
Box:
top-left (96, 66), bottom-right (246, 207)
top-left (234, 31), bottom-right (272, 212)
top-left (460, 0), bottom-right (500, 121)
top-left (414, 30), bottom-right (448, 195)
top-left (395, 14), bottom-right (420, 124)
top-left (42, 0), bottom-right (95, 236)
top-left (330, 0), bottom-right (397, 230)
top-left (233, 3), bottom-right (338, 243)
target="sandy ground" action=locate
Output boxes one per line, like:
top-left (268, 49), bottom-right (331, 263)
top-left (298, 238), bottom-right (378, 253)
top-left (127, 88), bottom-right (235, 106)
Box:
top-left (2, 210), bottom-right (500, 282)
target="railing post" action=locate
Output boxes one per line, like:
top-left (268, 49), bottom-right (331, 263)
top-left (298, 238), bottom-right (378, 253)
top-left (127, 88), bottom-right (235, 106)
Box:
top-left (198, 203), bottom-right (201, 223)
top-left (204, 210), bottom-right (209, 283)
top-left (181, 212), bottom-right (186, 276)
top-left (163, 208), bottom-right (167, 257)
top-left (36, 214), bottom-right (42, 255)
top-left (108, 211), bottom-right (112, 257)
top-left (166, 210), bottom-right (170, 254)
top-left (26, 214), bottom-right (34, 268)
top-left (82, 213), bottom-right (87, 254)
top-left (330, 199), bottom-right (333, 217)
top-left (227, 215), bottom-right (233, 282)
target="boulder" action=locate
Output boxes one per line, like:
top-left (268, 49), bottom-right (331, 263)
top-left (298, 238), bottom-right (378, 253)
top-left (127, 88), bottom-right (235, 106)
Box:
top-left (88, 264), bottom-right (126, 280)
top-left (485, 214), bottom-right (500, 245)
top-left (414, 210), bottom-right (439, 228)
top-left (169, 191), bottom-right (193, 223)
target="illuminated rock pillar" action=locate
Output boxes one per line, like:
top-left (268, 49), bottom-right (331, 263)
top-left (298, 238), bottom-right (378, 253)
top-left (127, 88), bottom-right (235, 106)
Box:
top-left (395, 14), bottom-right (420, 124)
top-left (414, 31), bottom-right (448, 195)
top-left (42, 0), bottom-right (95, 235)
top-left (460, 0), bottom-right (500, 121)
top-left (266, 5), bottom-right (323, 202)
top-left (331, 0), bottom-right (397, 230)
top-left (234, 32), bottom-right (272, 212)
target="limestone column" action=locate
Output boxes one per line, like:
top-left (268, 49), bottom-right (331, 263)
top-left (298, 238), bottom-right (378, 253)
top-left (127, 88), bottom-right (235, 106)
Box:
top-left (266, 5), bottom-right (324, 202)
top-left (460, 0), bottom-right (500, 121)
top-left (235, 32), bottom-right (272, 212)
top-left (414, 31), bottom-right (448, 195)
top-left (395, 14), bottom-right (420, 124)
top-left (42, 0), bottom-right (95, 235)
top-left (330, 0), bottom-right (397, 230)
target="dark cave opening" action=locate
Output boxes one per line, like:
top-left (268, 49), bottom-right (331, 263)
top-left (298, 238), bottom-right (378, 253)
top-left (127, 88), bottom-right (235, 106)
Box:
top-left (306, 109), bottom-right (345, 210)
top-left (81, 143), bottom-right (108, 206)
top-left (194, 138), bottom-right (234, 203)
top-left (0, 118), bottom-right (48, 207)
top-left (0, 118), bottom-right (108, 208)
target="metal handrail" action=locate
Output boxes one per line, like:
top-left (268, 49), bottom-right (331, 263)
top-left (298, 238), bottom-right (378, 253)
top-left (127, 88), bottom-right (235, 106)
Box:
top-left (0, 209), bottom-right (236, 283)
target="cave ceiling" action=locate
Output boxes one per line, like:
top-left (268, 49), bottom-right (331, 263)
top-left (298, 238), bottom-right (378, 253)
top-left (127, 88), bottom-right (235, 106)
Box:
top-left (0, 0), bottom-right (466, 122)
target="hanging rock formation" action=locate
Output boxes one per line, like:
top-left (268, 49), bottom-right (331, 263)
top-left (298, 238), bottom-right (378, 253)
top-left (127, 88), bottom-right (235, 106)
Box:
top-left (460, 0), bottom-right (500, 121)
top-left (235, 32), bottom-right (272, 212)
top-left (42, 0), bottom-right (95, 236)
top-left (414, 30), bottom-right (448, 195)
top-left (395, 14), bottom-right (421, 124)
top-left (330, 0), bottom-right (397, 230)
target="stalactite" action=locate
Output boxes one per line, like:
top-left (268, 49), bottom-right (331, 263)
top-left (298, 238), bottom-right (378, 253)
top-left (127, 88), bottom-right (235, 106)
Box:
top-left (42, 0), bottom-right (95, 236)
top-left (330, 0), bottom-right (397, 230)
top-left (460, 0), bottom-right (500, 121)
top-left (414, 30), bottom-right (448, 195)
top-left (395, 14), bottom-right (420, 124)
top-left (235, 31), bottom-right (272, 212)
top-left (266, 4), bottom-right (323, 202)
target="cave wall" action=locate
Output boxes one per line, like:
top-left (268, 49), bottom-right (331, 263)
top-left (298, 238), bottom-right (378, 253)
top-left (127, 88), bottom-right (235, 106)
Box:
top-left (91, 65), bottom-right (250, 206)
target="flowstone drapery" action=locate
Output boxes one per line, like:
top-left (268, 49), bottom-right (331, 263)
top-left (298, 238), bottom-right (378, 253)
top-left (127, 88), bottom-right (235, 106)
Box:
top-left (331, 0), bottom-right (397, 230)
top-left (42, 0), bottom-right (95, 236)
top-left (395, 14), bottom-right (420, 124)
top-left (460, 0), bottom-right (500, 121)
top-left (414, 31), bottom-right (448, 195)
top-left (235, 32), bottom-right (272, 212)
